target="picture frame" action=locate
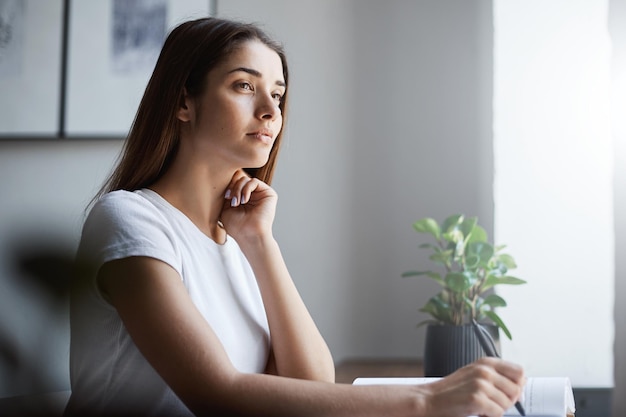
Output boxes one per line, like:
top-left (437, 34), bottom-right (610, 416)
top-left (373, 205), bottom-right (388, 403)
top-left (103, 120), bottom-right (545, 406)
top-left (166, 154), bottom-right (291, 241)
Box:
top-left (0, 0), bottom-right (212, 140)
top-left (0, 0), bottom-right (64, 138)
top-left (64, 0), bottom-right (212, 138)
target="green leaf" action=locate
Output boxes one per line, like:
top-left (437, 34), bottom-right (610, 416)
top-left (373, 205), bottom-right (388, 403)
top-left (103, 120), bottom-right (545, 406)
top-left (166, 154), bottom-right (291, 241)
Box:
top-left (442, 214), bottom-right (464, 234)
top-left (490, 261), bottom-right (508, 275)
top-left (401, 270), bottom-right (444, 285)
top-left (483, 293), bottom-right (507, 308)
top-left (483, 275), bottom-right (526, 291)
top-left (460, 217), bottom-right (478, 240)
top-left (465, 254), bottom-right (480, 269)
top-left (485, 310), bottom-right (512, 340)
top-left (419, 299), bottom-right (440, 317)
top-left (467, 224), bottom-right (488, 243)
top-left (412, 218), bottom-right (441, 239)
top-left (497, 276), bottom-right (526, 285)
top-left (425, 272), bottom-right (444, 284)
top-left (497, 253), bottom-right (517, 269)
top-left (467, 241), bottom-right (494, 265)
top-left (445, 272), bottom-right (472, 292)
top-left (420, 295), bottom-right (451, 323)
top-left (429, 250), bottom-right (453, 266)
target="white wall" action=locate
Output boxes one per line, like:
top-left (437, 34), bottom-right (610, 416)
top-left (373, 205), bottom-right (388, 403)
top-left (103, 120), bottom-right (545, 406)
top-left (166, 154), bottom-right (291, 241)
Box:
top-left (610, 0), bottom-right (626, 412)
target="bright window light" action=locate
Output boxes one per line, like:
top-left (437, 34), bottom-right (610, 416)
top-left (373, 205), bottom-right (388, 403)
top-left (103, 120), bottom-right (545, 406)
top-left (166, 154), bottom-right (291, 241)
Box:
top-left (493, 0), bottom-right (614, 387)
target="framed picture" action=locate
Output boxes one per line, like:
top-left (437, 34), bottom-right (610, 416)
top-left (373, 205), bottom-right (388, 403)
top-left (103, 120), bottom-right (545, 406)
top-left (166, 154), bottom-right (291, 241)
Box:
top-left (64, 0), bottom-right (211, 138)
top-left (0, 0), bottom-right (64, 138)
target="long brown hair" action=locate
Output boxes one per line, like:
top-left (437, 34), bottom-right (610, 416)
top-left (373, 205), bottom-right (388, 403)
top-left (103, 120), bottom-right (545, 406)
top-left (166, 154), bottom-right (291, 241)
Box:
top-left (96, 17), bottom-right (289, 200)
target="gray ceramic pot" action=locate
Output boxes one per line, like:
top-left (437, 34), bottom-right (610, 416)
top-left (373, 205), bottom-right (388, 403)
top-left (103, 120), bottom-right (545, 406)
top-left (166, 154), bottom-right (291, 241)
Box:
top-left (423, 323), bottom-right (500, 377)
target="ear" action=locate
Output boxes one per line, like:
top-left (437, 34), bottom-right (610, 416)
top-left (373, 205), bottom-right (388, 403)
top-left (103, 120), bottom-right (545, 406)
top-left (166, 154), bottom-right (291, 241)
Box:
top-left (176, 88), bottom-right (193, 122)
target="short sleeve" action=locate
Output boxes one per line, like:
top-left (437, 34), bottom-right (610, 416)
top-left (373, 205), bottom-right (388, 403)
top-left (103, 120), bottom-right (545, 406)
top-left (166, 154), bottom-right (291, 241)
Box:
top-left (77, 190), bottom-right (182, 278)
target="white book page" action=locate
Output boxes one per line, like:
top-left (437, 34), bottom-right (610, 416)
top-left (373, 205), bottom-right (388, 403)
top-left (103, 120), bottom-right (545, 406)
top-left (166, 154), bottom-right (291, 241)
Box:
top-left (515, 377), bottom-right (575, 417)
top-left (353, 377), bottom-right (575, 417)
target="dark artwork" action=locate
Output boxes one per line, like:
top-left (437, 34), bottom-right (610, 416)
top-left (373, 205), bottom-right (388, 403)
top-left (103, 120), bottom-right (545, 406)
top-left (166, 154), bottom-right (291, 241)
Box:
top-left (0, 0), bottom-right (24, 77)
top-left (111, 0), bottom-right (167, 74)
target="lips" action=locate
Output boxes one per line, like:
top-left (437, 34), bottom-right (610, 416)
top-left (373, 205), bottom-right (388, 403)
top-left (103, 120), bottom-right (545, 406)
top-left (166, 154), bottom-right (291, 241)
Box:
top-left (247, 128), bottom-right (274, 144)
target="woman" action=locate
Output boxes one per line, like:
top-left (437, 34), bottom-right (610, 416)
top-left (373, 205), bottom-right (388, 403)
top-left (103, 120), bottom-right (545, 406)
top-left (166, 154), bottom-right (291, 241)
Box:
top-left (65, 17), bottom-right (524, 417)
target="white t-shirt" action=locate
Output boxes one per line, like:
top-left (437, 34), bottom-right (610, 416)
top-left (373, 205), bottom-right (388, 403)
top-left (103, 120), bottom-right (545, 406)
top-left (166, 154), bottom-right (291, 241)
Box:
top-left (65, 189), bottom-right (270, 416)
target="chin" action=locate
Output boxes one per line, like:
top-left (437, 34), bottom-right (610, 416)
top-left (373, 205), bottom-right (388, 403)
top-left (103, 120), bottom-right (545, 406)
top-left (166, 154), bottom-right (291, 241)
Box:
top-left (243, 160), bottom-right (268, 177)
top-left (249, 154), bottom-right (271, 169)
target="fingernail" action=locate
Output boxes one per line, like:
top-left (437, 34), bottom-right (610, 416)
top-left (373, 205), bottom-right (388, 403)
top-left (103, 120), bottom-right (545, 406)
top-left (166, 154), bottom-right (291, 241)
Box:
top-left (231, 196), bottom-right (238, 207)
top-left (240, 194), bottom-right (246, 204)
top-left (225, 189), bottom-right (231, 199)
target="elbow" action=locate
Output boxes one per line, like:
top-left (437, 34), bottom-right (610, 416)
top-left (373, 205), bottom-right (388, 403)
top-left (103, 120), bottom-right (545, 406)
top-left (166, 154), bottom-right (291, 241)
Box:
top-left (276, 362), bottom-right (335, 383)
top-left (299, 359), bottom-right (336, 383)
top-left (301, 352), bottom-right (336, 383)
top-left (323, 368), bottom-right (336, 384)
top-left (317, 349), bottom-right (336, 382)
top-left (320, 358), bottom-right (336, 383)
top-left (306, 364), bottom-right (335, 383)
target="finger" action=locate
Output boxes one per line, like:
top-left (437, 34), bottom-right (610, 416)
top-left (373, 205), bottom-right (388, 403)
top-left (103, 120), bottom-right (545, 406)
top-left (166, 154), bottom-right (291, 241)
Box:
top-left (486, 379), bottom-right (518, 413)
top-left (489, 360), bottom-right (526, 403)
top-left (427, 377), bottom-right (508, 417)
top-left (474, 357), bottom-right (525, 388)
top-left (239, 178), bottom-right (263, 205)
top-left (495, 373), bottom-right (525, 404)
top-left (487, 358), bottom-right (525, 383)
top-left (471, 359), bottom-right (524, 410)
top-left (225, 173), bottom-right (252, 207)
top-left (231, 177), bottom-right (251, 207)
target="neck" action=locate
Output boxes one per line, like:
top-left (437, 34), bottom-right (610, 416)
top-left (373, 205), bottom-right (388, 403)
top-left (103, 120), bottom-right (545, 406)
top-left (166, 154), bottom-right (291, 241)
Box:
top-left (150, 157), bottom-right (233, 243)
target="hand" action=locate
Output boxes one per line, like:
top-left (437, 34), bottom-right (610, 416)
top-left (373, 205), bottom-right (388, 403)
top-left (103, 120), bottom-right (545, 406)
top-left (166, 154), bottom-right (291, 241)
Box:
top-left (422, 357), bottom-right (525, 417)
top-left (220, 170), bottom-right (277, 242)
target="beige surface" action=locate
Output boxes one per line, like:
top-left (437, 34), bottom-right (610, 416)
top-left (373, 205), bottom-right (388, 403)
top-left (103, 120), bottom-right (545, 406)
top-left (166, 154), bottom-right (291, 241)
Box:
top-left (335, 358), bottom-right (424, 384)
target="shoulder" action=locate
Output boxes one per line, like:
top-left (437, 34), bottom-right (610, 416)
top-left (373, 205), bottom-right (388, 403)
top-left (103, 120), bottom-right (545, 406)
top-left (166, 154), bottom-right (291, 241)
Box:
top-left (78, 189), bottom-right (180, 268)
top-left (90, 189), bottom-right (159, 218)
top-left (85, 189), bottom-right (172, 232)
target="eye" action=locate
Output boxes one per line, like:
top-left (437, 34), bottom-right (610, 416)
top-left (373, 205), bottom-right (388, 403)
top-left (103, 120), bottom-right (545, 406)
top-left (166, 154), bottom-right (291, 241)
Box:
top-left (272, 92), bottom-right (283, 102)
top-left (236, 82), bottom-right (254, 91)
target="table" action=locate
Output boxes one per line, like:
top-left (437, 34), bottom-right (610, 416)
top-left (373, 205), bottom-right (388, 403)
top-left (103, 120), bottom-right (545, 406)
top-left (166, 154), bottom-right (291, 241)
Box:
top-left (334, 358), bottom-right (424, 384)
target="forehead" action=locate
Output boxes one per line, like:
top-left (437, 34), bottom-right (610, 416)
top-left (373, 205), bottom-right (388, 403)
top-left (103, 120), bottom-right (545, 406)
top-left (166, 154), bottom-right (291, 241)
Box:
top-left (217, 40), bottom-right (285, 83)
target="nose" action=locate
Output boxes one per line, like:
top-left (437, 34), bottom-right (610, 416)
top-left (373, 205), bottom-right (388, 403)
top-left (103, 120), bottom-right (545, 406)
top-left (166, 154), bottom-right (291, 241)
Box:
top-left (255, 92), bottom-right (281, 121)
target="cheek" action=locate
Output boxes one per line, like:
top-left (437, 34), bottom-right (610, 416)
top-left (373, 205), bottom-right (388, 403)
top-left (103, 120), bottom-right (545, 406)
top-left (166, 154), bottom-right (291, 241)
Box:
top-left (220, 99), bottom-right (251, 124)
top-left (273, 114), bottom-right (284, 132)
top-left (198, 106), bottom-right (232, 134)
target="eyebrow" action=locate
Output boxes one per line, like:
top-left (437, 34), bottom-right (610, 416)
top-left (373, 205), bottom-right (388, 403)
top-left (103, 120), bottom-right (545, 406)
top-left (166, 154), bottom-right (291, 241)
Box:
top-left (228, 67), bottom-right (286, 87)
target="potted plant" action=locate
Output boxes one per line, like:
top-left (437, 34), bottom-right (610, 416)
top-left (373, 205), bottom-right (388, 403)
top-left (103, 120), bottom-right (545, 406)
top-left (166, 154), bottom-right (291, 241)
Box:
top-left (402, 214), bottom-right (526, 376)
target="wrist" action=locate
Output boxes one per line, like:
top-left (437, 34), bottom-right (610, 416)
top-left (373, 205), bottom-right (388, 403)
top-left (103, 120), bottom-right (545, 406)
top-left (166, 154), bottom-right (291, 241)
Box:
top-left (408, 385), bottom-right (431, 417)
top-left (235, 232), bottom-right (277, 252)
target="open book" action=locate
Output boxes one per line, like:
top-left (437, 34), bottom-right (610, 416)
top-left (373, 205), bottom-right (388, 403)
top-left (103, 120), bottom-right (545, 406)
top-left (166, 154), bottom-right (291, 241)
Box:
top-left (353, 376), bottom-right (575, 417)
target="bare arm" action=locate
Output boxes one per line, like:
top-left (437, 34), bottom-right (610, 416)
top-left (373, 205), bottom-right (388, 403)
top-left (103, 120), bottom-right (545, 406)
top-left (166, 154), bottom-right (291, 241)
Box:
top-left (221, 172), bottom-right (334, 381)
top-left (99, 256), bottom-right (524, 417)
top-left (238, 235), bottom-right (334, 381)
top-left (98, 256), bottom-right (422, 416)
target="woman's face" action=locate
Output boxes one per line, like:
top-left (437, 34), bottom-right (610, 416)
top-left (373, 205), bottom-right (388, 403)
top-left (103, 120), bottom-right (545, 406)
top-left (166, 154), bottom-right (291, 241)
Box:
top-left (178, 40), bottom-right (286, 171)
